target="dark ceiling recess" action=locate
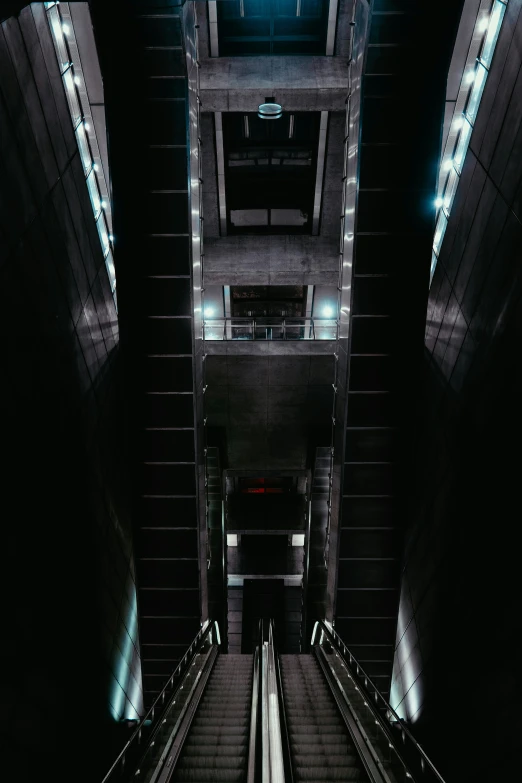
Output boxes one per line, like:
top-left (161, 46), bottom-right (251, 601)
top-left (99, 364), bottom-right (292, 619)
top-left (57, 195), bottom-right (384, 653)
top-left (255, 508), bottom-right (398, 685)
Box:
top-left (217, 0), bottom-right (329, 56)
top-left (223, 111), bottom-right (320, 233)
top-left (231, 285), bottom-right (306, 316)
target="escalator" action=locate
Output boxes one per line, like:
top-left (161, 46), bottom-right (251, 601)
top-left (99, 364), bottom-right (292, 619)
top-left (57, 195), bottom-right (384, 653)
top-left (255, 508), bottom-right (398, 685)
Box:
top-left (280, 655), bottom-right (369, 782)
top-left (172, 655), bottom-right (253, 783)
top-left (102, 619), bottom-right (446, 783)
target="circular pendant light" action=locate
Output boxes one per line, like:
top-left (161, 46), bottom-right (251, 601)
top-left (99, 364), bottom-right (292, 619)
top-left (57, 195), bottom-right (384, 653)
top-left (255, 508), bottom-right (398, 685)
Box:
top-left (258, 102), bottom-right (283, 120)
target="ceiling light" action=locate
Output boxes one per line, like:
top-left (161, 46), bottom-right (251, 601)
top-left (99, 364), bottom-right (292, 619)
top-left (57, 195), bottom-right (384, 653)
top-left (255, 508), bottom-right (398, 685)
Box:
top-left (435, 197), bottom-right (443, 208)
top-left (453, 117), bottom-right (464, 130)
top-left (477, 15), bottom-right (489, 33)
top-left (204, 306), bottom-right (214, 317)
top-left (62, 23), bottom-right (70, 35)
top-left (258, 102), bottom-right (283, 120)
top-left (101, 200), bottom-right (107, 209)
top-left (84, 122), bottom-right (90, 131)
top-left (442, 159), bottom-right (453, 172)
top-left (74, 75), bottom-right (81, 86)
top-left (292, 534), bottom-right (305, 547)
top-left (108, 234), bottom-right (114, 241)
top-left (93, 163), bottom-right (99, 172)
top-left (322, 305), bottom-right (334, 317)
top-left (465, 70), bottom-right (476, 85)
top-left (227, 534), bottom-right (238, 547)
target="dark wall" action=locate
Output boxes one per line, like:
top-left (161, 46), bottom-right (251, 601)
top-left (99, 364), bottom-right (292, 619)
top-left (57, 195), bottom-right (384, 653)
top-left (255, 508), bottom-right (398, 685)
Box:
top-left (392, 3), bottom-right (522, 780)
top-left (0, 8), bottom-right (141, 780)
top-left (205, 354), bottom-right (335, 470)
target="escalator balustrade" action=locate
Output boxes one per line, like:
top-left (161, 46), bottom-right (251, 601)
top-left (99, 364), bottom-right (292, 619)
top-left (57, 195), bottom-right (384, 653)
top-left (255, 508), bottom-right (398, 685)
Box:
top-left (102, 619), bottom-right (446, 783)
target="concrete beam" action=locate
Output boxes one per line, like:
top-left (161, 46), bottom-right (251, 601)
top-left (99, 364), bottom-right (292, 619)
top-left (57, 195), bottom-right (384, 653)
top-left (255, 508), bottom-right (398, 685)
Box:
top-left (200, 56), bottom-right (349, 112)
top-left (203, 235), bottom-right (339, 286)
top-left (204, 341), bottom-right (337, 355)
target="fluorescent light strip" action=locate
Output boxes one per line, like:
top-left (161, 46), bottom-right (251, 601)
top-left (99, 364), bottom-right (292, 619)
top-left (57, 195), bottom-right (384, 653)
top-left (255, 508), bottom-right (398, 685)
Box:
top-left (430, 0), bottom-right (508, 286)
top-left (45, 3), bottom-right (117, 306)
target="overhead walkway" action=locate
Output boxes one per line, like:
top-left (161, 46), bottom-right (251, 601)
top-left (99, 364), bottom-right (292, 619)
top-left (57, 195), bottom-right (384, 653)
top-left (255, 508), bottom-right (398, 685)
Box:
top-left (102, 620), bottom-right (446, 783)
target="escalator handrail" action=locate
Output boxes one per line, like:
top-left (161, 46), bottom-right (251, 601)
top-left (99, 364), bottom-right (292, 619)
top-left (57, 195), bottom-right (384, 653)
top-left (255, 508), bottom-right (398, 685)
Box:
top-left (313, 620), bottom-right (447, 783)
top-left (273, 642), bottom-right (294, 783)
top-left (247, 646), bottom-right (260, 783)
top-left (101, 619), bottom-right (220, 783)
top-left (261, 620), bottom-right (286, 783)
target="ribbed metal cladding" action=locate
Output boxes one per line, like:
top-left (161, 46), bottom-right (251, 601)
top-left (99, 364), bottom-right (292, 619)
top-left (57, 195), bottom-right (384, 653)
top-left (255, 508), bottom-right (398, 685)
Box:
top-left (89, 0), bottom-right (202, 708)
top-left (331, 0), bottom-right (463, 698)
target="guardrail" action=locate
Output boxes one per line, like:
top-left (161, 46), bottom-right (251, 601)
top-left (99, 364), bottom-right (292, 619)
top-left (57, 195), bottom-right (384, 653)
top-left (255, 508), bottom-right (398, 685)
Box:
top-left (203, 317), bottom-right (339, 341)
top-left (312, 621), bottom-right (447, 783)
top-left (261, 620), bottom-right (286, 783)
top-left (101, 620), bottom-right (220, 783)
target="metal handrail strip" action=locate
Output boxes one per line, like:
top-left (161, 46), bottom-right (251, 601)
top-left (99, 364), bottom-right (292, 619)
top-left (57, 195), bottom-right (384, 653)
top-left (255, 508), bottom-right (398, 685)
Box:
top-left (155, 646), bottom-right (219, 783)
top-left (261, 644), bottom-right (270, 783)
top-left (313, 620), bottom-right (447, 783)
top-left (314, 645), bottom-right (389, 783)
top-left (267, 623), bottom-right (285, 783)
top-left (247, 647), bottom-right (260, 783)
top-left (274, 644), bottom-right (294, 783)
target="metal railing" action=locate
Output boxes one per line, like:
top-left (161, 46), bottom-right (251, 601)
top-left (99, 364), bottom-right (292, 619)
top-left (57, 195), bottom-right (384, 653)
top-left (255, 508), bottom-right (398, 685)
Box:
top-left (203, 317), bottom-right (339, 341)
top-left (247, 647), bottom-right (261, 783)
top-left (312, 621), bottom-right (447, 783)
top-left (261, 620), bottom-right (286, 783)
top-left (101, 620), bottom-right (220, 783)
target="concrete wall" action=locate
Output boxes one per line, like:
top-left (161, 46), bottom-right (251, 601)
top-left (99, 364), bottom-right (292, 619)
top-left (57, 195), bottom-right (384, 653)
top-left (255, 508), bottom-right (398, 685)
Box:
top-left (205, 355), bottom-right (335, 470)
top-left (0, 8), bottom-right (141, 780)
top-left (391, 3), bottom-right (522, 779)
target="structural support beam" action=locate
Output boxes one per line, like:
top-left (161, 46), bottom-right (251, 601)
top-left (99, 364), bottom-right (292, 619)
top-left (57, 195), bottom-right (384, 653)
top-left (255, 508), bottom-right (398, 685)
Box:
top-left (200, 56), bottom-right (349, 112)
top-left (203, 235), bottom-right (339, 286)
top-left (208, 0), bottom-right (219, 57)
top-left (214, 111), bottom-right (228, 236)
top-left (312, 111), bottom-right (329, 235)
top-left (326, 0), bottom-right (340, 55)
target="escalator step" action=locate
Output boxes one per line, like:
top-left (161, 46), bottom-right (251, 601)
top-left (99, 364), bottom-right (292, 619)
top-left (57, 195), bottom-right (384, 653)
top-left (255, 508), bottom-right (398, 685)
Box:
top-left (172, 654), bottom-right (253, 783)
top-left (281, 655), bottom-right (370, 783)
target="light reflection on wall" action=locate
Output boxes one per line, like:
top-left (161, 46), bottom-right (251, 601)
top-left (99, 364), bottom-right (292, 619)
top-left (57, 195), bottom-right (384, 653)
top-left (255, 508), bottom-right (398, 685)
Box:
top-left (390, 575), bottom-right (424, 723)
top-left (109, 577), bottom-right (143, 722)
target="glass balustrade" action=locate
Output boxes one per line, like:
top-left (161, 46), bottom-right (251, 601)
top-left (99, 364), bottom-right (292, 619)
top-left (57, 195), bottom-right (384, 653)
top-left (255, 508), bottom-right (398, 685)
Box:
top-left (203, 317), bottom-right (339, 341)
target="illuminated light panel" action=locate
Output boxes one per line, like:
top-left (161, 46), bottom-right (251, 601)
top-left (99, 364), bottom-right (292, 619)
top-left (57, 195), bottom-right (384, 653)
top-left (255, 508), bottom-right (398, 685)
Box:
top-left (431, 0), bottom-right (507, 287)
top-left (45, 3), bottom-right (117, 306)
top-left (227, 534), bottom-right (238, 547)
top-left (291, 534), bottom-right (305, 547)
